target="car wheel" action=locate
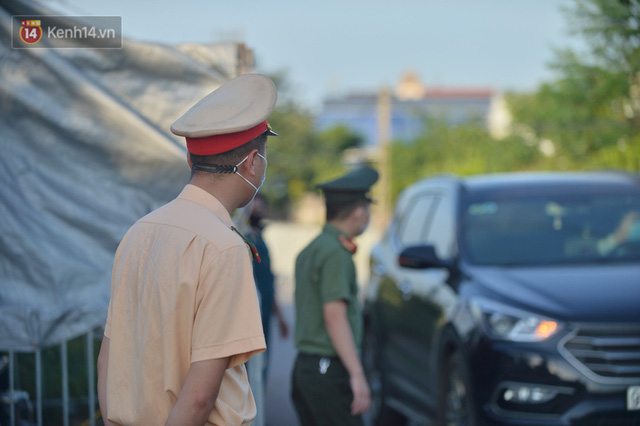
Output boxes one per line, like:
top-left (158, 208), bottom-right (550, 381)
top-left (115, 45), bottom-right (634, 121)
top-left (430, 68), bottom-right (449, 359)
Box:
top-left (363, 326), bottom-right (408, 426)
top-left (438, 350), bottom-right (475, 426)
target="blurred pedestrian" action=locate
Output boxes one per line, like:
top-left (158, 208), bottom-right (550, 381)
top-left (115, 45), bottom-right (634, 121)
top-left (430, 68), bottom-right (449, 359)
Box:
top-left (291, 166), bottom-right (378, 426)
top-left (245, 194), bottom-right (290, 375)
top-left (97, 73), bottom-right (278, 425)
top-left (233, 193), bottom-right (289, 426)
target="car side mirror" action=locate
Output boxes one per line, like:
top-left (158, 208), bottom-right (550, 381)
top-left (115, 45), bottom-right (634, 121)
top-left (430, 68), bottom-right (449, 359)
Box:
top-left (398, 245), bottom-right (449, 269)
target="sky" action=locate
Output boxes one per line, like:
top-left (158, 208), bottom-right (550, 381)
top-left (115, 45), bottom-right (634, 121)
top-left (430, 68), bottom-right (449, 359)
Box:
top-left (49, 0), bottom-right (581, 111)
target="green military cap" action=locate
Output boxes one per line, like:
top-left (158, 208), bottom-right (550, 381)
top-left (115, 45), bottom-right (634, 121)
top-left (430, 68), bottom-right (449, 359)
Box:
top-left (317, 166), bottom-right (379, 204)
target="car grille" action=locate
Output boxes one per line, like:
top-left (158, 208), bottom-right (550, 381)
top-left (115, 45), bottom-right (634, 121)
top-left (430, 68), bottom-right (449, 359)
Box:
top-left (561, 325), bottom-right (640, 382)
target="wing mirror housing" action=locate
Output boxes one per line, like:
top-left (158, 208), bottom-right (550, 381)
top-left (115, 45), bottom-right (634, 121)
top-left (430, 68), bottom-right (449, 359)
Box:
top-left (398, 245), bottom-right (452, 269)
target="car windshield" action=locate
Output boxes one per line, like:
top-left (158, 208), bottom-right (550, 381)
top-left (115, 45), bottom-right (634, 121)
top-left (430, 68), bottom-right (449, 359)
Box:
top-left (461, 185), bottom-right (640, 266)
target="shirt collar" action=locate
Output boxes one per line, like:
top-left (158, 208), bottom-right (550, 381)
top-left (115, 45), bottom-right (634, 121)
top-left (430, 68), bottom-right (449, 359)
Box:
top-left (177, 184), bottom-right (233, 227)
top-left (323, 223), bottom-right (347, 239)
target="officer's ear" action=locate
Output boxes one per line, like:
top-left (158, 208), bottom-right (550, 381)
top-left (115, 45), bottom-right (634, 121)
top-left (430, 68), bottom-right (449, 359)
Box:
top-left (352, 203), bottom-right (368, 222)
top-left (247, 149), bottom-right (262, 177)
top-left (186, 152), bottom-right (193, 168)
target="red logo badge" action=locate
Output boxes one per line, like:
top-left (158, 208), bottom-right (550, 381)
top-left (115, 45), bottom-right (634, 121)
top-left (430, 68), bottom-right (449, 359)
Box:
top-left (20, 20), bottom-right (42, 44)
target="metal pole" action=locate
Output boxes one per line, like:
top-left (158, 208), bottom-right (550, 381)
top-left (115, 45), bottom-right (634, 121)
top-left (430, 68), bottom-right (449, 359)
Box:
top-left (35, 349), bottom-right (42, 426)
top-left (61, 342), bottom-right (69, 426)
top-left (87, 330), bottom-right (96, 426)
top-left (9, 351), bottom-right (15, 426)
top-left (376, 86), bottom-right (392, 225)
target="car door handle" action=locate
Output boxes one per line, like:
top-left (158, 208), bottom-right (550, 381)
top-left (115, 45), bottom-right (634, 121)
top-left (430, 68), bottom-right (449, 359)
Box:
top-left (399, 281), bottom-right (412, 301)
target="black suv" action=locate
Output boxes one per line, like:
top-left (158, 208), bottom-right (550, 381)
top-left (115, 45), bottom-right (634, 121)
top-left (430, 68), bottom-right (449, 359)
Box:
top-left (363, 172), bottom-right (640, 425)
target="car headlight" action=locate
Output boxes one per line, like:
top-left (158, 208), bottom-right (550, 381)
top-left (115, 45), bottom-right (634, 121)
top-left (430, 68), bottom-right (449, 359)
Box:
top-left (471, 299), bottom-right (562, 342)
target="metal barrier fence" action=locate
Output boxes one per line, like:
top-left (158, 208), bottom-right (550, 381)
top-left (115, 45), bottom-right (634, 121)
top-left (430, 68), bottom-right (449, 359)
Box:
top-left (1, 328), bottom-right (101, 426)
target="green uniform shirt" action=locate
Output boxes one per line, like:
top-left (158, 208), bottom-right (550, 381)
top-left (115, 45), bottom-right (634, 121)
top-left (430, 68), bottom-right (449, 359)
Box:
top-left (294, 224), bottom-right (362, 356)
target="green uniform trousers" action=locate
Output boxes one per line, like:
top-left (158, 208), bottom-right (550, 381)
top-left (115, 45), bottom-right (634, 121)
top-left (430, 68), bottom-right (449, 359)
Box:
top-left (291, 353), bottom-right (364, 426)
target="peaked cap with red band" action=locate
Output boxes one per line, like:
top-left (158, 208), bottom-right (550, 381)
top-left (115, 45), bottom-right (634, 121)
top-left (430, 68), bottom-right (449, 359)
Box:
top-left (171, 73), bottom-right (278, 155)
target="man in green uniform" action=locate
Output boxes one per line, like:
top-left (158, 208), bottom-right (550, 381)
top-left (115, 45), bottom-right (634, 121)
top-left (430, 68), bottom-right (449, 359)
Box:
top-left (291, 166), bottom-right (378, 426)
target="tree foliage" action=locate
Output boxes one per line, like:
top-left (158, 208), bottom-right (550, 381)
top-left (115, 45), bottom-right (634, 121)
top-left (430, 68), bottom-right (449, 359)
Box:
top-left (265, 1), bottom-right (640, 211)
top-left (390, 121), bottom-right (540, 200)
top-left (261, 72), bottom-right (363, 212)
top-left (507, 0), bottom-right (640, 169)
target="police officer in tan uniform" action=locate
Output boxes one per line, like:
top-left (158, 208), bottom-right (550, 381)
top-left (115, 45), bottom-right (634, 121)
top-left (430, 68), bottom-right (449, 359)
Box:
top-left (97, 74), bottom-right (277, 426)
top-left (292, 167), bottom-right (378, 426)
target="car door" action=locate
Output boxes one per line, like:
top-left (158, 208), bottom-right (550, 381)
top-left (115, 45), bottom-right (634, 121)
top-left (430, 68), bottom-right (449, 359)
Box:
top-left (372, 187), bottom-right (456, 415)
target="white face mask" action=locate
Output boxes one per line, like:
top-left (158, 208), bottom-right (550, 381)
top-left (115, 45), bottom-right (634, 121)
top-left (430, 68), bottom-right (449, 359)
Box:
top-left (235, 152), bottom-right (267, 203)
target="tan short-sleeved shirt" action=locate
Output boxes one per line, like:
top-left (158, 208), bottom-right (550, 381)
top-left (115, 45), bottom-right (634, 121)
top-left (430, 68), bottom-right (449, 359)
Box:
top-left (104, 184), bottom-right (266, 425)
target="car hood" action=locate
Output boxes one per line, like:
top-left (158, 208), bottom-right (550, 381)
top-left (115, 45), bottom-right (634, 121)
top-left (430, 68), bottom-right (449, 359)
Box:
top-left (465, 263), bottom-right (640, 323)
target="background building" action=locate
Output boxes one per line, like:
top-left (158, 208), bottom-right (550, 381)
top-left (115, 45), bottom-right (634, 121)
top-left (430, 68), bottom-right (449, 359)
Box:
top-left (316, 70), bottom-right (510, 148)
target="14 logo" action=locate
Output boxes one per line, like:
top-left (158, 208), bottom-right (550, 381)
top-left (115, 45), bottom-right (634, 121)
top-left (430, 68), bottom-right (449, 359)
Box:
top-left (20, 20), bottom-right (42, 44)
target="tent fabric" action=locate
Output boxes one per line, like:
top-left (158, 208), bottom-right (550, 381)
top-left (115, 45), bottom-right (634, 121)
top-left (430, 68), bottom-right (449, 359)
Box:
top-left (0, 0), bottom-right (251, 350)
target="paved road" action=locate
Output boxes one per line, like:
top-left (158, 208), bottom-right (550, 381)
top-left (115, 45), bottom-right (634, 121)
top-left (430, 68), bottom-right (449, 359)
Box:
top-left (263, 300), bottom-right (298, 426)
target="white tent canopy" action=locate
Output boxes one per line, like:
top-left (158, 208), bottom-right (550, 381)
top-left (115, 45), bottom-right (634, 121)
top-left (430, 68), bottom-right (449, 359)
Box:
top-left (0, 0), bottom-right (253, 350)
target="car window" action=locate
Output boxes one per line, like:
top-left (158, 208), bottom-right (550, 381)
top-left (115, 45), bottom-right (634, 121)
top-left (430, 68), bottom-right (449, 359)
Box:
top-left (461, 188), bottom-right (640, 266)
top-left (426, 196), bottom-right (455, 258)
top-left (397, 194), bottom-right (438, 246)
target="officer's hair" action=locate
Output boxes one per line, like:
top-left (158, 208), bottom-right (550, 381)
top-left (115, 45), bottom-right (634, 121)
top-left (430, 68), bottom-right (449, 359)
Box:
top-left (189, 133), bottom-right (267, 180)
top-left (326, 199), bottom-right (369, 222)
